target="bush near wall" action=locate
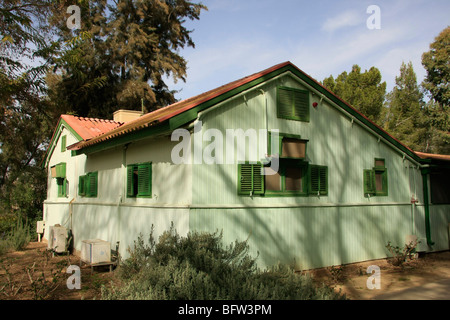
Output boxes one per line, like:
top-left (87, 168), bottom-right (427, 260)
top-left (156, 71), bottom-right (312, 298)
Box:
top-left (101, 226), bottom-right (346, 300)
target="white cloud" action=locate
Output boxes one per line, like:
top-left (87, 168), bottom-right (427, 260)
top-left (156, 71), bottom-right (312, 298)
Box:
top-left (321, 10), bottom-right (364, 33)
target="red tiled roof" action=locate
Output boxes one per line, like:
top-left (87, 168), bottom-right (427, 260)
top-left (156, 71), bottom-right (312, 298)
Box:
top-left (61, 115), bottom-right (123, 140)
top-left (415, 151), bottom-right (450, 161)
top-left (68, 61), bottom-right (292, 151)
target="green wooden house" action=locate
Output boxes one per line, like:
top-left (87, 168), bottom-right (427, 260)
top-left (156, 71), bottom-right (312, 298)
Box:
top-left (43, 62), bottom-right (450, 270)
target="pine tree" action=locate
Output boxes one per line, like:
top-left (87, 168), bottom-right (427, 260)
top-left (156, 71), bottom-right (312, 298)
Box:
top-left (422, 27), bottom-right (450, 107)
top-left (323, 65), bottom-right (386, 124)
top-left (421, 26), bottom-right (450, 154)
top-left (48, 0), bottom-right (207, 118)
top-left (384, 62), bottom-right (427, 152)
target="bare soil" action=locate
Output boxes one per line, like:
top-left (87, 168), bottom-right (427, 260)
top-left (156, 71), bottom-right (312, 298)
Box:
top-left (1, 242), bottom-right (450, 300)
top-left (0, 242), bottom-right (117, 300)
top-left (307, 251), bottom-right (450, 300)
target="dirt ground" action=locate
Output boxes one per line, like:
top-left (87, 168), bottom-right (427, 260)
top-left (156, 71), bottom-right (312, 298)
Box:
top-left (0, 242), bottom-right (116, 300)
top-left (1, 241), bottom-right (450, 300)
top-left (307, 250), bottom-right (450, 300)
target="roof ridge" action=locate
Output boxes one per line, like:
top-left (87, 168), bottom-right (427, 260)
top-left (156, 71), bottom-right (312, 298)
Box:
top-left (62, 114), bottom-right (123, 124)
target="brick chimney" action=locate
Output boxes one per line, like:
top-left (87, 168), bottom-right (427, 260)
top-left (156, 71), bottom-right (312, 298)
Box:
top-left (113, 109), bottom-right (143, 123)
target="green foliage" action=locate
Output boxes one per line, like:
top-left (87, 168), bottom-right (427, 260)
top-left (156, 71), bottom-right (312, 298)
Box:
top-left (422, 26), bottom-right (450, 108)
top-left (385, 240), bottom-right (418, 267)
top-left (383, 62), bottom-right (428, 152)
top-left (420, 26), bottom-right (450, 154)
top-left (323, 65), bottom-right (386, 123)
top-left (8, 218), bottom-right (31, 251)
top-left (0, 240), bottom-right (10, 256)
top-left (48, 0), bottom-right (208, 118)
top-left (0, 0), bottom-right (59, 223)
top-left (102, 226), bottom-right (346, 300)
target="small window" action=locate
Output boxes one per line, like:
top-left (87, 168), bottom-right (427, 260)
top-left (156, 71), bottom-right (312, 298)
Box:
top-left (277, 86), bottom-right (310, 122)
top-left (127, 163), bottom-right (152, 198)
top-left (78, 172), bottom-right (98, 197)
top-left (269, 132), bottom-right (308, 159)
top-left (61, 135), bottom-right (67, 152)
top-left (281, 138), bottom-right (307, 158)
top-left (263, 160), bottom-right (308, 196)
top-left (364, 159), bottom-right (388, 197)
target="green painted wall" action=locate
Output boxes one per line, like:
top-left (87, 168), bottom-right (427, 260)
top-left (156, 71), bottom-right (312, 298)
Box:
top-left (188, 73), bottom-right (447, 269)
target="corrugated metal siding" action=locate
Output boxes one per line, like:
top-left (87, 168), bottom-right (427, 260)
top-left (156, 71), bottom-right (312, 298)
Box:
top-left (429, 205), bottom-right (450, 251)
top-left (189, 74), bottom-right (439, 269)
top-left (190, 205), bottom-right (415, 270)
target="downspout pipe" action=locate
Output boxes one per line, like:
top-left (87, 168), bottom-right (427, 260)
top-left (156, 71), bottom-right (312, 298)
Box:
top-left (421, 167), bottom-right (434, 246)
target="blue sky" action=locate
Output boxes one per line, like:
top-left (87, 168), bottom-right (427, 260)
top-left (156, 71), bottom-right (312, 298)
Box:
top-left (167, 0), bottom-right (450, 102)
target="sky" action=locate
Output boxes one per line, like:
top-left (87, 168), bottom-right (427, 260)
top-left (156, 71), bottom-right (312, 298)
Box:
top-left (166, 0), bottom-right (450, 102)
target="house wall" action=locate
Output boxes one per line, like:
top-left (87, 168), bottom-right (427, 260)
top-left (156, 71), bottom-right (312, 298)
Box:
top-left (44, 133), bottom-right (192, 258)
top-left (43, 72), bottom-right (449, 269)
top-left (188, 73), bottom-right (447, 269)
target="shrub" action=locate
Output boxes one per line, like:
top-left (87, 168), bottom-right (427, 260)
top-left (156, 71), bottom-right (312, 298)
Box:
top-left (0, 239), bottom-right (10, 256)
top-left (386, 240), bottom-right (418, 267)
top-left (102, 225), bottom-right (346, 300)
top-left (8, 219), bottom-right (31, 251)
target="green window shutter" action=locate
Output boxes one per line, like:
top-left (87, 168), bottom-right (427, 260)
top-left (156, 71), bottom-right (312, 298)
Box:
top-left (277, 87), bottom-right (294, 119)
top-left (87, 172), bottom-right (98, 197)
top-left (252, 164), bottom-right (264, 195)
top-left (363, 169), bottom-right (376, 195)
top-left (310, 165), bottom-right (328, 195)
top-left (55, 162), bottom-right (66, 178)
top-left (238, 163), bottom-right (264, 195)
top-left (57, 178), bottom-right (66, 197)
top-left (137, 163), bottom-right (152, 197)
top-left (292, 90), bottom-right (310, 121)
top-left (61, 135), bottom-right (67, 152)
top-left (78, 175), bottom-right (86, 196)
top-left (127, 165), bottom-right (136, 197)
top-left (238, 164), bottom-right (253, 195)
top-left (277, 87), bottom-right (310, 122)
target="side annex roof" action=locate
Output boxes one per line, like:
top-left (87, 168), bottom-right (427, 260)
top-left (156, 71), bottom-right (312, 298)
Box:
top-left (42, 115), bottom-right (123, 167)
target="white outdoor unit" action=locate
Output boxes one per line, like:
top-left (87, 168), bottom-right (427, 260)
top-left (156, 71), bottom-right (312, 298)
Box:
top-left (47, 225), bottom-right (67, 253)
top-left (81, 239), bottom-right (111, 264)
top-left (36, 221), bottom-right (45, 242)
top-left (36, 221), bottom-right (45, 234)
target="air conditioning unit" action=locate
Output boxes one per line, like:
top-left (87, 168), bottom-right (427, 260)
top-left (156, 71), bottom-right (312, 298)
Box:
top-left (47, 225), bottom-right (67, 253)
top-left (81, 239), bottom-right (111, 264)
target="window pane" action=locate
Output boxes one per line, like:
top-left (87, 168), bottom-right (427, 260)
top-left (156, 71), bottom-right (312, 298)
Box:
top-left (133, 168), bottom-right (139, 196)
top-left (282, 138), bottom-right (306, 158)
top-left (375, 172), bottom-right (383, 192)
top-left (375, 159), bottom-right (385, 167)
top-left (285, 166), bottom-right (302, 191)
top-left (265, 167), bottom-right (281, 191)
